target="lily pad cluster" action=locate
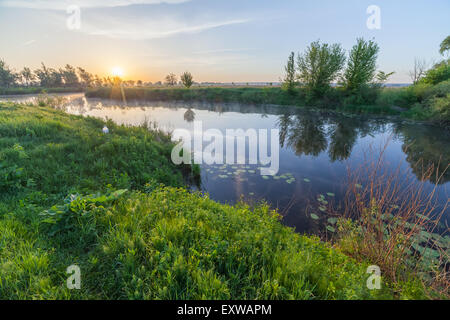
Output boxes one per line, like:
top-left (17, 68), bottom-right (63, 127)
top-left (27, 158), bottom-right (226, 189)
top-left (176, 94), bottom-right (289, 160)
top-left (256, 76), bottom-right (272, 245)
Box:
top-left (205, 164), bottom-right (299, 186)
top-left (262, 172), bottom-right (296, 184)
top-left (308, 192), bottom-right (338, 233)
top-left (206, 164), bottom-right (252, 179)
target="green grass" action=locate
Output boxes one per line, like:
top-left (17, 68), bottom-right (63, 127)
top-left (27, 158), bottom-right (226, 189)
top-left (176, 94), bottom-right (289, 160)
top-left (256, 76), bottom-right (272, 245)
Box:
top-left (86, 86), bottom-right (304, 106)
top-left (0, 87), bottom-right (83, 95)
top-left (0, 102), bottom-right (427, 299)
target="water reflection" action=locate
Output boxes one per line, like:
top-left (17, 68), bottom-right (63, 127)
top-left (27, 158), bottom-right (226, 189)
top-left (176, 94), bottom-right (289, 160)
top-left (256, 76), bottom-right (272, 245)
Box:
top-left (280, 113), bottom-right (328, 157)
top-left (184, 108), bottom-right (195, 123)
top-left (394, 123), bottom-right (450, 184)
top-left (328, 121), bottom-right (359, 162)
top-left (278, 111), bottom-right (389, 163)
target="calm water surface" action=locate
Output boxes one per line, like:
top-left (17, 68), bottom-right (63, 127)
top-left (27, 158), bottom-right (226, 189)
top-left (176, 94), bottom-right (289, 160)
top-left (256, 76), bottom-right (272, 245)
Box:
top-left (2, 93), bottom-right (448, 233)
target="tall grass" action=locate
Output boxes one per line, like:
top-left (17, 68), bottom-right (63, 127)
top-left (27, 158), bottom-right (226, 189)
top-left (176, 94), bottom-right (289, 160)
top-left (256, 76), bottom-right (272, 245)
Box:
top-left (333, 142), bottom-right (449, 298)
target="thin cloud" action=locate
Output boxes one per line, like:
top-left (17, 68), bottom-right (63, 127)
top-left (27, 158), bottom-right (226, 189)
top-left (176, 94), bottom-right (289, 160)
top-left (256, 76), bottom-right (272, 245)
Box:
top-left (85, 19), bottom-right (251, 40)
top-left (22, 39), bottom-right (37, 46)
top-left (192, 48), bottom-right (254, 55)
top-left (0, 0), bottom-right (191, 10)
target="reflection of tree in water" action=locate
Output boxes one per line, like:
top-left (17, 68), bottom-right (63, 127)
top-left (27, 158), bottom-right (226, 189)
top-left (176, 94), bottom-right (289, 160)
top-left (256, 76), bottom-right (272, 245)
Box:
top-left (277, 112), bottom-right (387, 162)
top-left (394, 123), bottom-right (450, 184)
top-left (327, 120), bottom-right (359, 162)
top-left (183, 108), bottom-right (195, 122)
top-left (279, 113), bottom-right (328, 157)
top-left (278, 113), bottom-right (292, 148)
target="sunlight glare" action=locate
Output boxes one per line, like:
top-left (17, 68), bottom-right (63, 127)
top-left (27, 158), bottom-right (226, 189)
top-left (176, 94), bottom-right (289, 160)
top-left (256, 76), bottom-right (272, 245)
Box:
top-left (111, 66), bottom-right (124, 77)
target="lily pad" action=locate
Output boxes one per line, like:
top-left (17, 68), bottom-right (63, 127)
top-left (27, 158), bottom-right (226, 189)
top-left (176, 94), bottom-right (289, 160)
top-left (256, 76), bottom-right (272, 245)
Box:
top-left (303, 178), bottom-right (311, 183)
top-left (326, 226), bottom-right (336, 233)
top-left (310, 213), bottom-right (319, 220)
top-left (327, 217), bottom-right (338, 225)
top-left (326, 192), bottom-right (335, 197)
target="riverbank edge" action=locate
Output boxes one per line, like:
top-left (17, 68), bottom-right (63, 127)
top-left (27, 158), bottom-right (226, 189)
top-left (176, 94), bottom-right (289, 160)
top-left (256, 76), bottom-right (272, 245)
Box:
top-left (0, 87), bottom-right (83, 95)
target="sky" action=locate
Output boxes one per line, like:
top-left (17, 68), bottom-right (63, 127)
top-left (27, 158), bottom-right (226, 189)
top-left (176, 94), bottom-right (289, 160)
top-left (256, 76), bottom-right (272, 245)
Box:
top-left (0, 0), bottom-right (449, 83)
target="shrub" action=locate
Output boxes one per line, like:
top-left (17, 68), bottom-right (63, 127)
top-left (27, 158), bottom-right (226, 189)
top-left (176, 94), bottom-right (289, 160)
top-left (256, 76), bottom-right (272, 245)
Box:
top-left (429, 94), bottom-right (450, 123)
top-left (421, 60), bottom-right (450, 85)
top-left (180, 72), bottom-right (194, 88)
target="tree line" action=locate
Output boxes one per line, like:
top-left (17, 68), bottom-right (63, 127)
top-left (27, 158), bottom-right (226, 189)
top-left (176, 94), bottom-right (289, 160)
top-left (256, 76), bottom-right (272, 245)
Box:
top-left (0, 61), bottom-right (196, 89)
top-left (0, 62), bottom-right (107, 88)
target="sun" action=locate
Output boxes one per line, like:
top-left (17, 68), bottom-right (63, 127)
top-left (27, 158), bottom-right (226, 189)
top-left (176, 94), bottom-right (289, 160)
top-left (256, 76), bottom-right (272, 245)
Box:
top-left (111, 66), bottom-right (124, 77)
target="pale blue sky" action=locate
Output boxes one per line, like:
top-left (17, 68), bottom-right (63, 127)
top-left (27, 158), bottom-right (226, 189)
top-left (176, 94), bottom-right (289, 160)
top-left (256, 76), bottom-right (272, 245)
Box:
top-left (0, 0), bottom-right (448, 82)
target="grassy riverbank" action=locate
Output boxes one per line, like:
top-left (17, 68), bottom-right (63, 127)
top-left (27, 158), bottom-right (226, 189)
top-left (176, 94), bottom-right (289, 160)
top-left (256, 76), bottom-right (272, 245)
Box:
top-left (86, 83), bottom-right (450, 126)
top-left (0, 87), bottom-right (83, 95)
top-left (0, 102), bottom-right (429, 299)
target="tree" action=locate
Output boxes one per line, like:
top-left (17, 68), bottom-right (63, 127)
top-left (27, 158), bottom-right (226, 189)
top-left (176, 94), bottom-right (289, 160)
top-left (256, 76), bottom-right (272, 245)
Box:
top-left (112, 76), bottom-right (122, 87)
top-left (439, 35), bottom-right (450, 56)
top-left (181, 72), bottom-right (194, 88)
top-left (93, 75), bottom-right (103, 87)
top-left (124, 80), bottom-right (135, 87)
top-left (409, 58), bottom-right (427, 84)
top-left (342, 38), bottom-right (379, 91)
top-left (281, 52), bottom-right (296, 93)
top-left (35, 63), bottom-right (62, 87)
top-left (165, 73), bottom-right (177, 86)
top-left (60, 64), bottom-right (79, 87)
top-left (34, 63), bottom-right (51, 87)
top-left (20, 67), bottom-right (34, 87)
top-left (0, 59), bottom-right (17, 87)
top-left (77, 67), bottom-right (93, 87)
top-left (297, 40), bottom-right (346, 98)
